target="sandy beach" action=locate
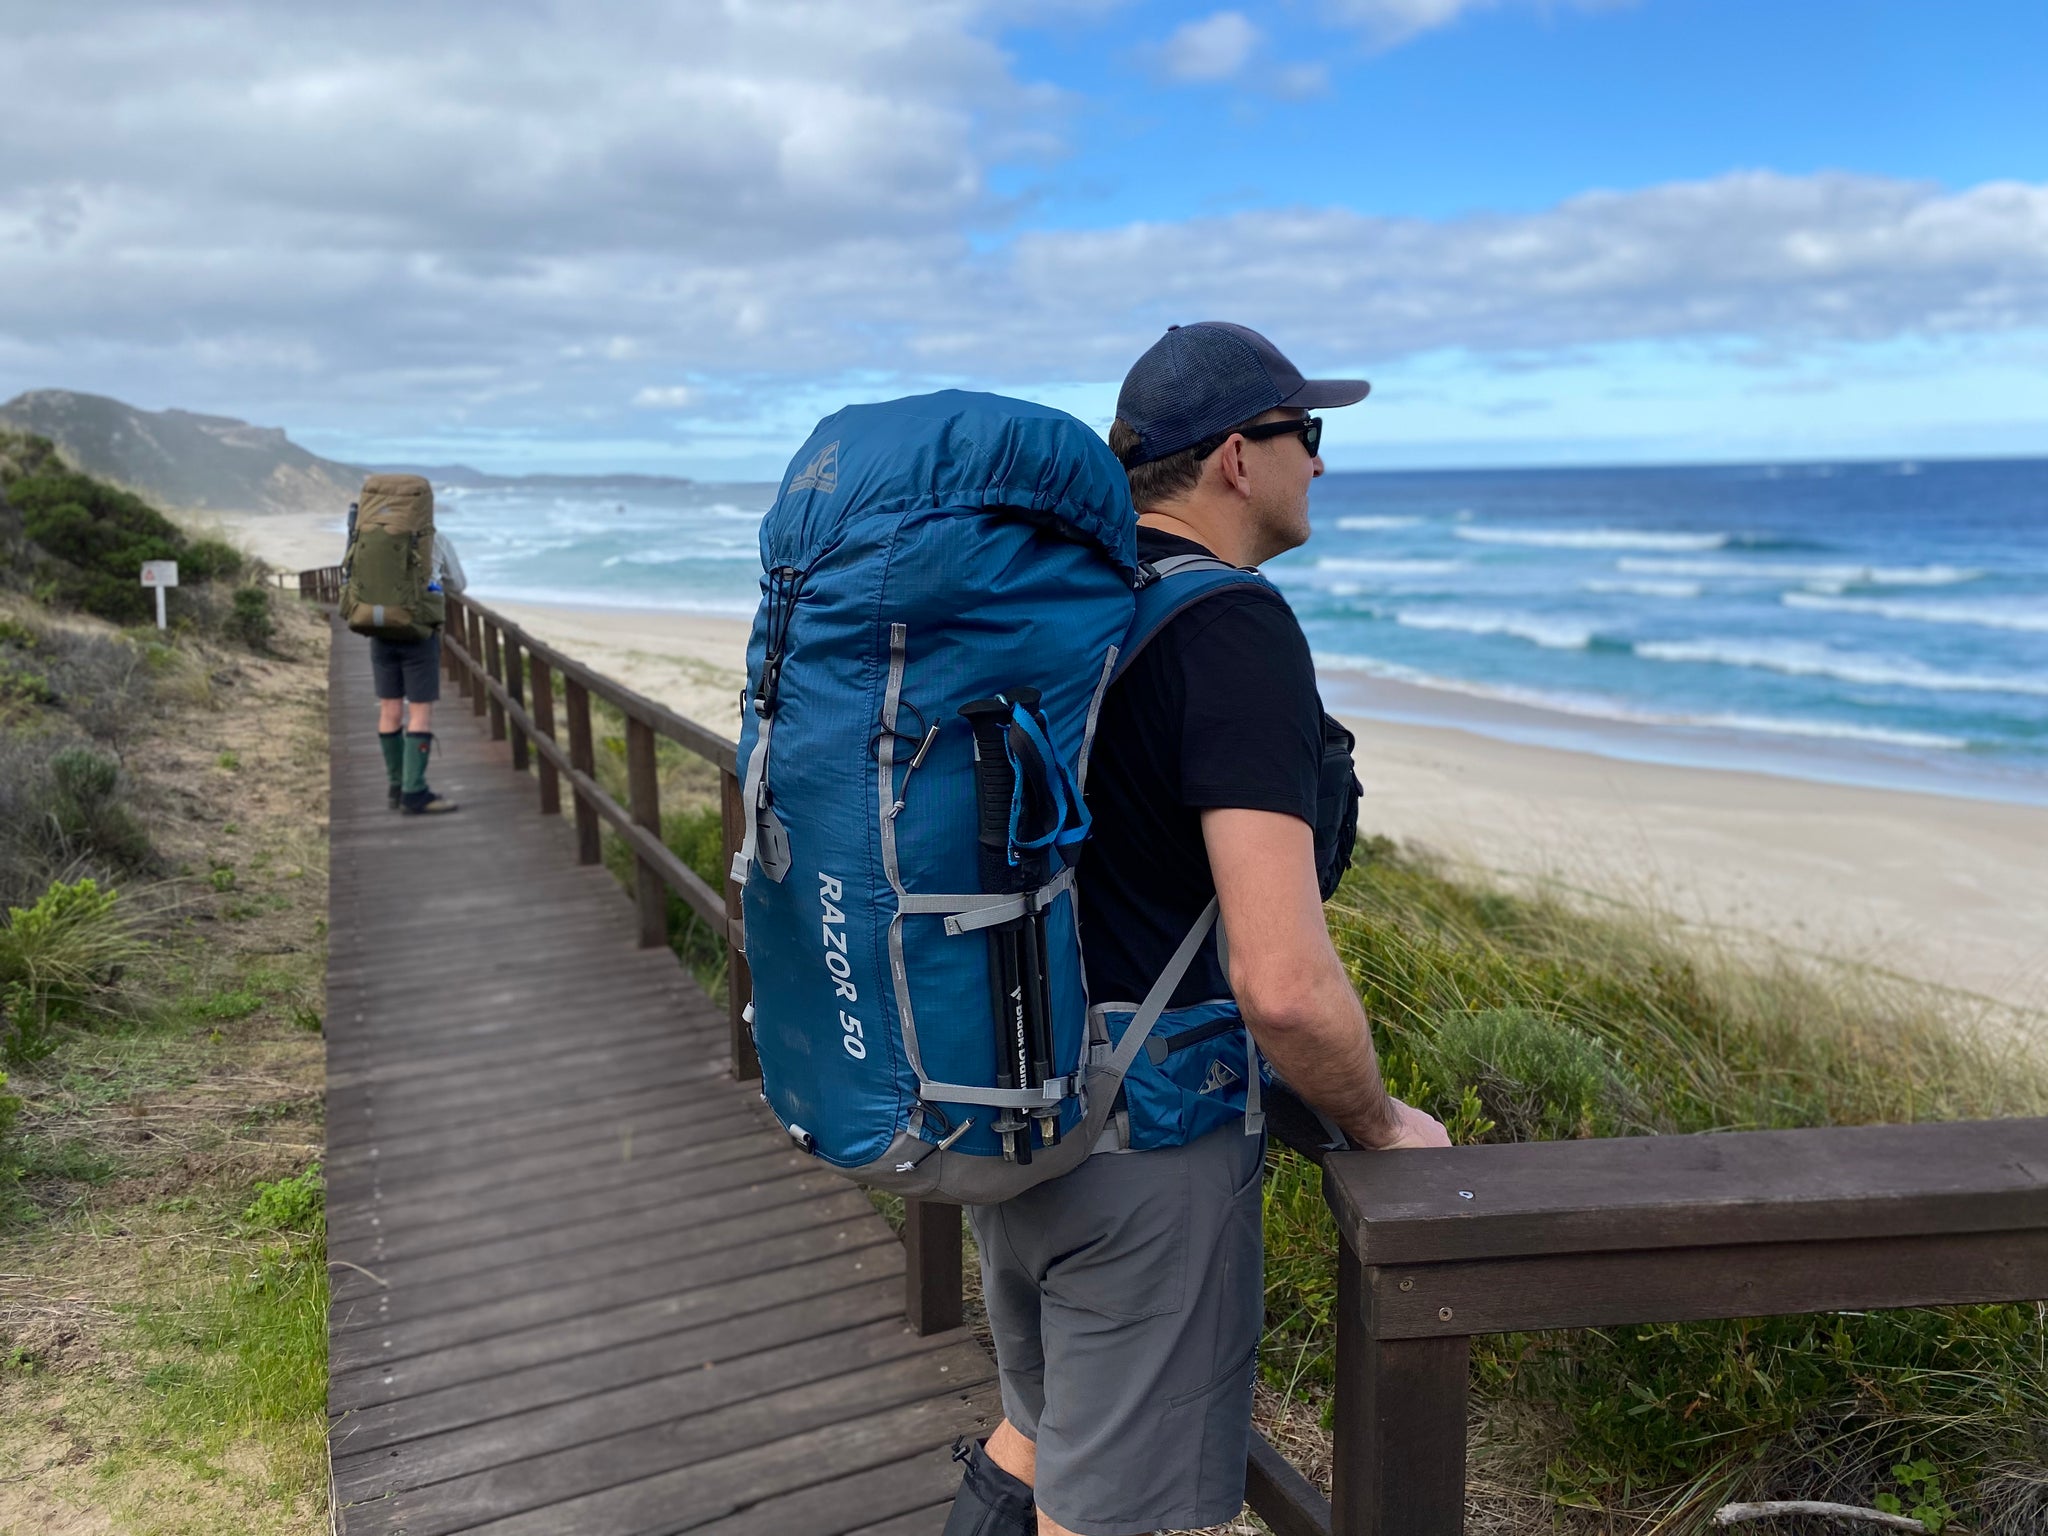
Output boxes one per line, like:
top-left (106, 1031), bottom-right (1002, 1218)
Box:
top-left (208, 508), bottom-right (2048, 1020)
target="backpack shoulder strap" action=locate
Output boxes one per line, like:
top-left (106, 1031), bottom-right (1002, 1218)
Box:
top-left (1112, 554), bottom-right (1277, 684)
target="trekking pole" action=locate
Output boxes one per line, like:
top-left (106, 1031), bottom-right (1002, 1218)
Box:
top-left (960, 695), bottom-right (1039, 1164)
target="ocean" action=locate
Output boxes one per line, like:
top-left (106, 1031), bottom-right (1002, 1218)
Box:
top-left (433, 457), bottom-right (2048, 806)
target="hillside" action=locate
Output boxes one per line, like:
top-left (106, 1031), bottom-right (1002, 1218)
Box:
top-left (0, 390), bottom-right (698, 516)
top-left (0, 390), bottom-right (363, 516)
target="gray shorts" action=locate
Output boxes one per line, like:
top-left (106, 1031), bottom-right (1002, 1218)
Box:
top-left (967, 1122), bottom-right (1265, 1535)
top-left (369, 633), bottom-right (441, 703)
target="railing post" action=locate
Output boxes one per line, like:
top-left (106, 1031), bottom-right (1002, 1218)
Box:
top-left (720, 767), bottom-right (759, 1082)
top-left (468, 609), bottom-right (488, 718)
top-left (902, 1199), bottom-right (964, 1337)
top-left (482, 621), bottom-right (508, 742)
top-left (504, 634), bottom-right (529, 772)
top-left (564, 677), bottom-right (601, 865)
top-left (443, 596), bottom-right (465, 690)
top-left (530, 657), bottom-right (561, 815)
top-left (1331, 1245), bottom-right (1469, 1536)
top-left (625, 715), bottom-right (667, 948)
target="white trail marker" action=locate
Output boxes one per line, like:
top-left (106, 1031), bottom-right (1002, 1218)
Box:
top-left (140, 560), bottom-right (179, 630)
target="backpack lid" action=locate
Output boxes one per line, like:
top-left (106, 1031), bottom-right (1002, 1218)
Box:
top-left (765, 391), bottom-right (1137, 579)
top-left (357, 473), bottom-right (434, 535)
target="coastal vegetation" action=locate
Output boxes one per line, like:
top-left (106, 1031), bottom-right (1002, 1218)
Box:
top-left (0, 437), bottom-right (330, 1532)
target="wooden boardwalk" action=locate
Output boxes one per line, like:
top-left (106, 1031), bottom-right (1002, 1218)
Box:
top-left (322, 628), bottom-right (996, 1535)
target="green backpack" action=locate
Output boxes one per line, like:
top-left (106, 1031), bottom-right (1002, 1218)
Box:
top-left (342, 474), bottom-right (446, 642)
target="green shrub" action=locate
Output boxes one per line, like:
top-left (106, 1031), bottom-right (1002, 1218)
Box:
top-left (0, 875), bottom-right (142, 1059)
top-left (47, 745), bottom-right (151, 867)
top-left (181, 538), bottom-right (244, 583)
top-left (242, 1164), bottom-right (324, 1236)
top-left (7, 471), bottom-right (187, 624)
top-left (224, 585), bottom-right (274, 651)
top-left (1419, 1006), bottom-right (1617, 1141)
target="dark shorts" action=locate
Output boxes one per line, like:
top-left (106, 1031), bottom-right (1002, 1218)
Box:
top-left (369, 633), bottom-right (442, 703)
top-left (967, 1122), bottom-right (1266, 1535)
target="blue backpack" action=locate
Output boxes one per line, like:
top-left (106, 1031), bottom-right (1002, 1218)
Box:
top-left (732, 391), bottom-right (1268, 1203)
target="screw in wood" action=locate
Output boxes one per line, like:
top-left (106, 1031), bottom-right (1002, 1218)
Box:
top-left (1439, 1307), bottom-right (1454, 1321)
top-left (1399, 1279), bottom-right (1414, 1291)
top-left (1458, 1190), bottom-right (1475, 1199)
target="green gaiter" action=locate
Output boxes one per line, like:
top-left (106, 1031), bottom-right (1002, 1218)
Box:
top-left (402, 732), bottom-right (434, 795)
top-left (379, 730), bottom-right (404, 789)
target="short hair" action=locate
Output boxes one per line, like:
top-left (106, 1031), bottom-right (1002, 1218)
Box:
top-left (1109, 418), bottom-right (1211, 510)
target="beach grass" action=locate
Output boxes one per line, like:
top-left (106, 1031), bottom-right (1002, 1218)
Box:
top-left (1257, 839), bottom-right (2048, 1534)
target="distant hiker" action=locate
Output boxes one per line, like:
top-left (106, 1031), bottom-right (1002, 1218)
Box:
top-left (340, 473), bottom-right (465, 816)
top-left (948, 326), bottom-right (1451, 1536)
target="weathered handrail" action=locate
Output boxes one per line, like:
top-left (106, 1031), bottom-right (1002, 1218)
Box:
top-left (302, 571), bottom-right (2048, 1536)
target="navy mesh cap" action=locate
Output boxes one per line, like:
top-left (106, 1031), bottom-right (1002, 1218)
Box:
top-left (1115, 322), bottom-right (1370, 466)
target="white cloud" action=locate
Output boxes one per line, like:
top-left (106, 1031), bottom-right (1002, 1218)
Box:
top-left (1328, 0), bottom-right (1632, 49)
top-left (0, 2), bottom-right (2042, 464)
top-left (1158, 11), bottom-right (1262, 81)
top-left (632, 386), bottom-right (698, 409)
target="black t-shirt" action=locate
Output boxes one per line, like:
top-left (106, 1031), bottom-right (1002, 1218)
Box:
top-left (1079, 528), bottom-right (1325, 1009)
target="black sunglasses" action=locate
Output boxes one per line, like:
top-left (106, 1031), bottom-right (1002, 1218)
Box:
top-left (1188, 414), bottom-right (1323, 461)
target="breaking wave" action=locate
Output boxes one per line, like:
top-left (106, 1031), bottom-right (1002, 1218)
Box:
top-left (1457, 526), bottom-right (1729, 551)
top-left (1634, 639), bottom-right (2048, 697)
top-left (1782, 591), bottom-right (2048, 633)
top-left (1619, 557), bottom-right (1984, 587)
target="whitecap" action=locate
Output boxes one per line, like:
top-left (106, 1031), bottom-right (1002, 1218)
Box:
top-left (1458, 526), bottom-right (1728, 552)
top-left (1782, 591), bottom-right (2048, 633)
top-left (1634, 638), bottom-right (2048, 697)
top-left (1333, 515), bottom-right (1422, 531)
top-left (1307, 652), bottom-right (1964, 750)
top-left (1311, 557), bottom-right (1464, 576)
top-left (1619, 557), bottom-right (1984, 587)
top-left (1394, 608), bottom-right (1597, 650)
top-left (1582, 578), bottom-right (1703, 599)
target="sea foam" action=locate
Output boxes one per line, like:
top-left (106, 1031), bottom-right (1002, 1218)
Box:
top-left (1635, 639), bottom-right (2048, 697)
top-left (1782, 591), bottom-right (2048, 633)
top-left (1458, 526), bottom-right (1728, 551)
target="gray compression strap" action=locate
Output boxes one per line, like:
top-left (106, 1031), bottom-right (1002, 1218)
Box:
top-left (1098, 898), bottom-right (1219, 1084)
top-left (916, 1075), bottom-right (1077, 1109)
top-left (1075, 645), bottom-right (1117, 790)
top-left (877, 623), bottom-right (930, 1082)
top-left (913, 868), bottom-right (1076, 935)
top-left (728, 712), bottom-right (774, 886)
top-left (1146, 553), bottom-right (1242, 580)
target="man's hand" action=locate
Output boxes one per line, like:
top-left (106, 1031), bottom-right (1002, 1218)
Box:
top-left (1347, 1095), bottom-right (1451, 1151)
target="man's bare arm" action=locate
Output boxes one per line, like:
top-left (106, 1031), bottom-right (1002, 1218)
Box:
top-left (1202, 807), bottom-right (1448, 1151)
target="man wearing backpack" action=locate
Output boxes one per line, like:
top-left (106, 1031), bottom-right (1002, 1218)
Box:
top-left (341, 474), bottom-right (466, 817)
top-left (948, 325), bottom-right (1450, 1536)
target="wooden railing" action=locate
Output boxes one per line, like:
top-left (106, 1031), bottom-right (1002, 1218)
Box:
top-left (302, 572), bottom-right (2048, 1536)
top-left (297, 564), bottom-right (345, 605)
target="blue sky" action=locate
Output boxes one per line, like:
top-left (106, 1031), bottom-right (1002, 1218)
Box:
top-left (1, 0), bottom-right (2044, 476)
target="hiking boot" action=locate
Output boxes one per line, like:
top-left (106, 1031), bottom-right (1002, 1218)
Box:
top-left (400, 790), bottom-right (460, 817)
top-left (388, 783), bottom-right (403, 811)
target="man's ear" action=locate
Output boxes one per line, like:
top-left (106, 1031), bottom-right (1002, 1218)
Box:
top-left (1212, 434), bottom-right (1254, 499)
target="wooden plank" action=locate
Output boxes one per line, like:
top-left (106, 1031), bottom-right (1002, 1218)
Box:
top-left (451, 1383), bottom-right (1002, 1535)
top-left (1363, 1225), bottom-right (2048, 1339)
top-left (333, 1223), bottom-right (897, 1373)
top-left (1322, 1119), bottom-right (2048, 1266)
top-left (1247, 1427), bottom-right (1333, 1536)
top-left (329, 1170), bottom-right (869, 1314)
top-left (330, 1237), bottom-right (908, 1413)
top-left (330, 1190), bottom-right (876, 1338)
top-left (693, 1453), bottom-right (968, 1536)
top-left (342, 1344), bottom-right (994, 1535)
top-left (331, 1277), bottom-right (913, 1456)
top-left (332, 1317), bottom-right (967, 1498)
